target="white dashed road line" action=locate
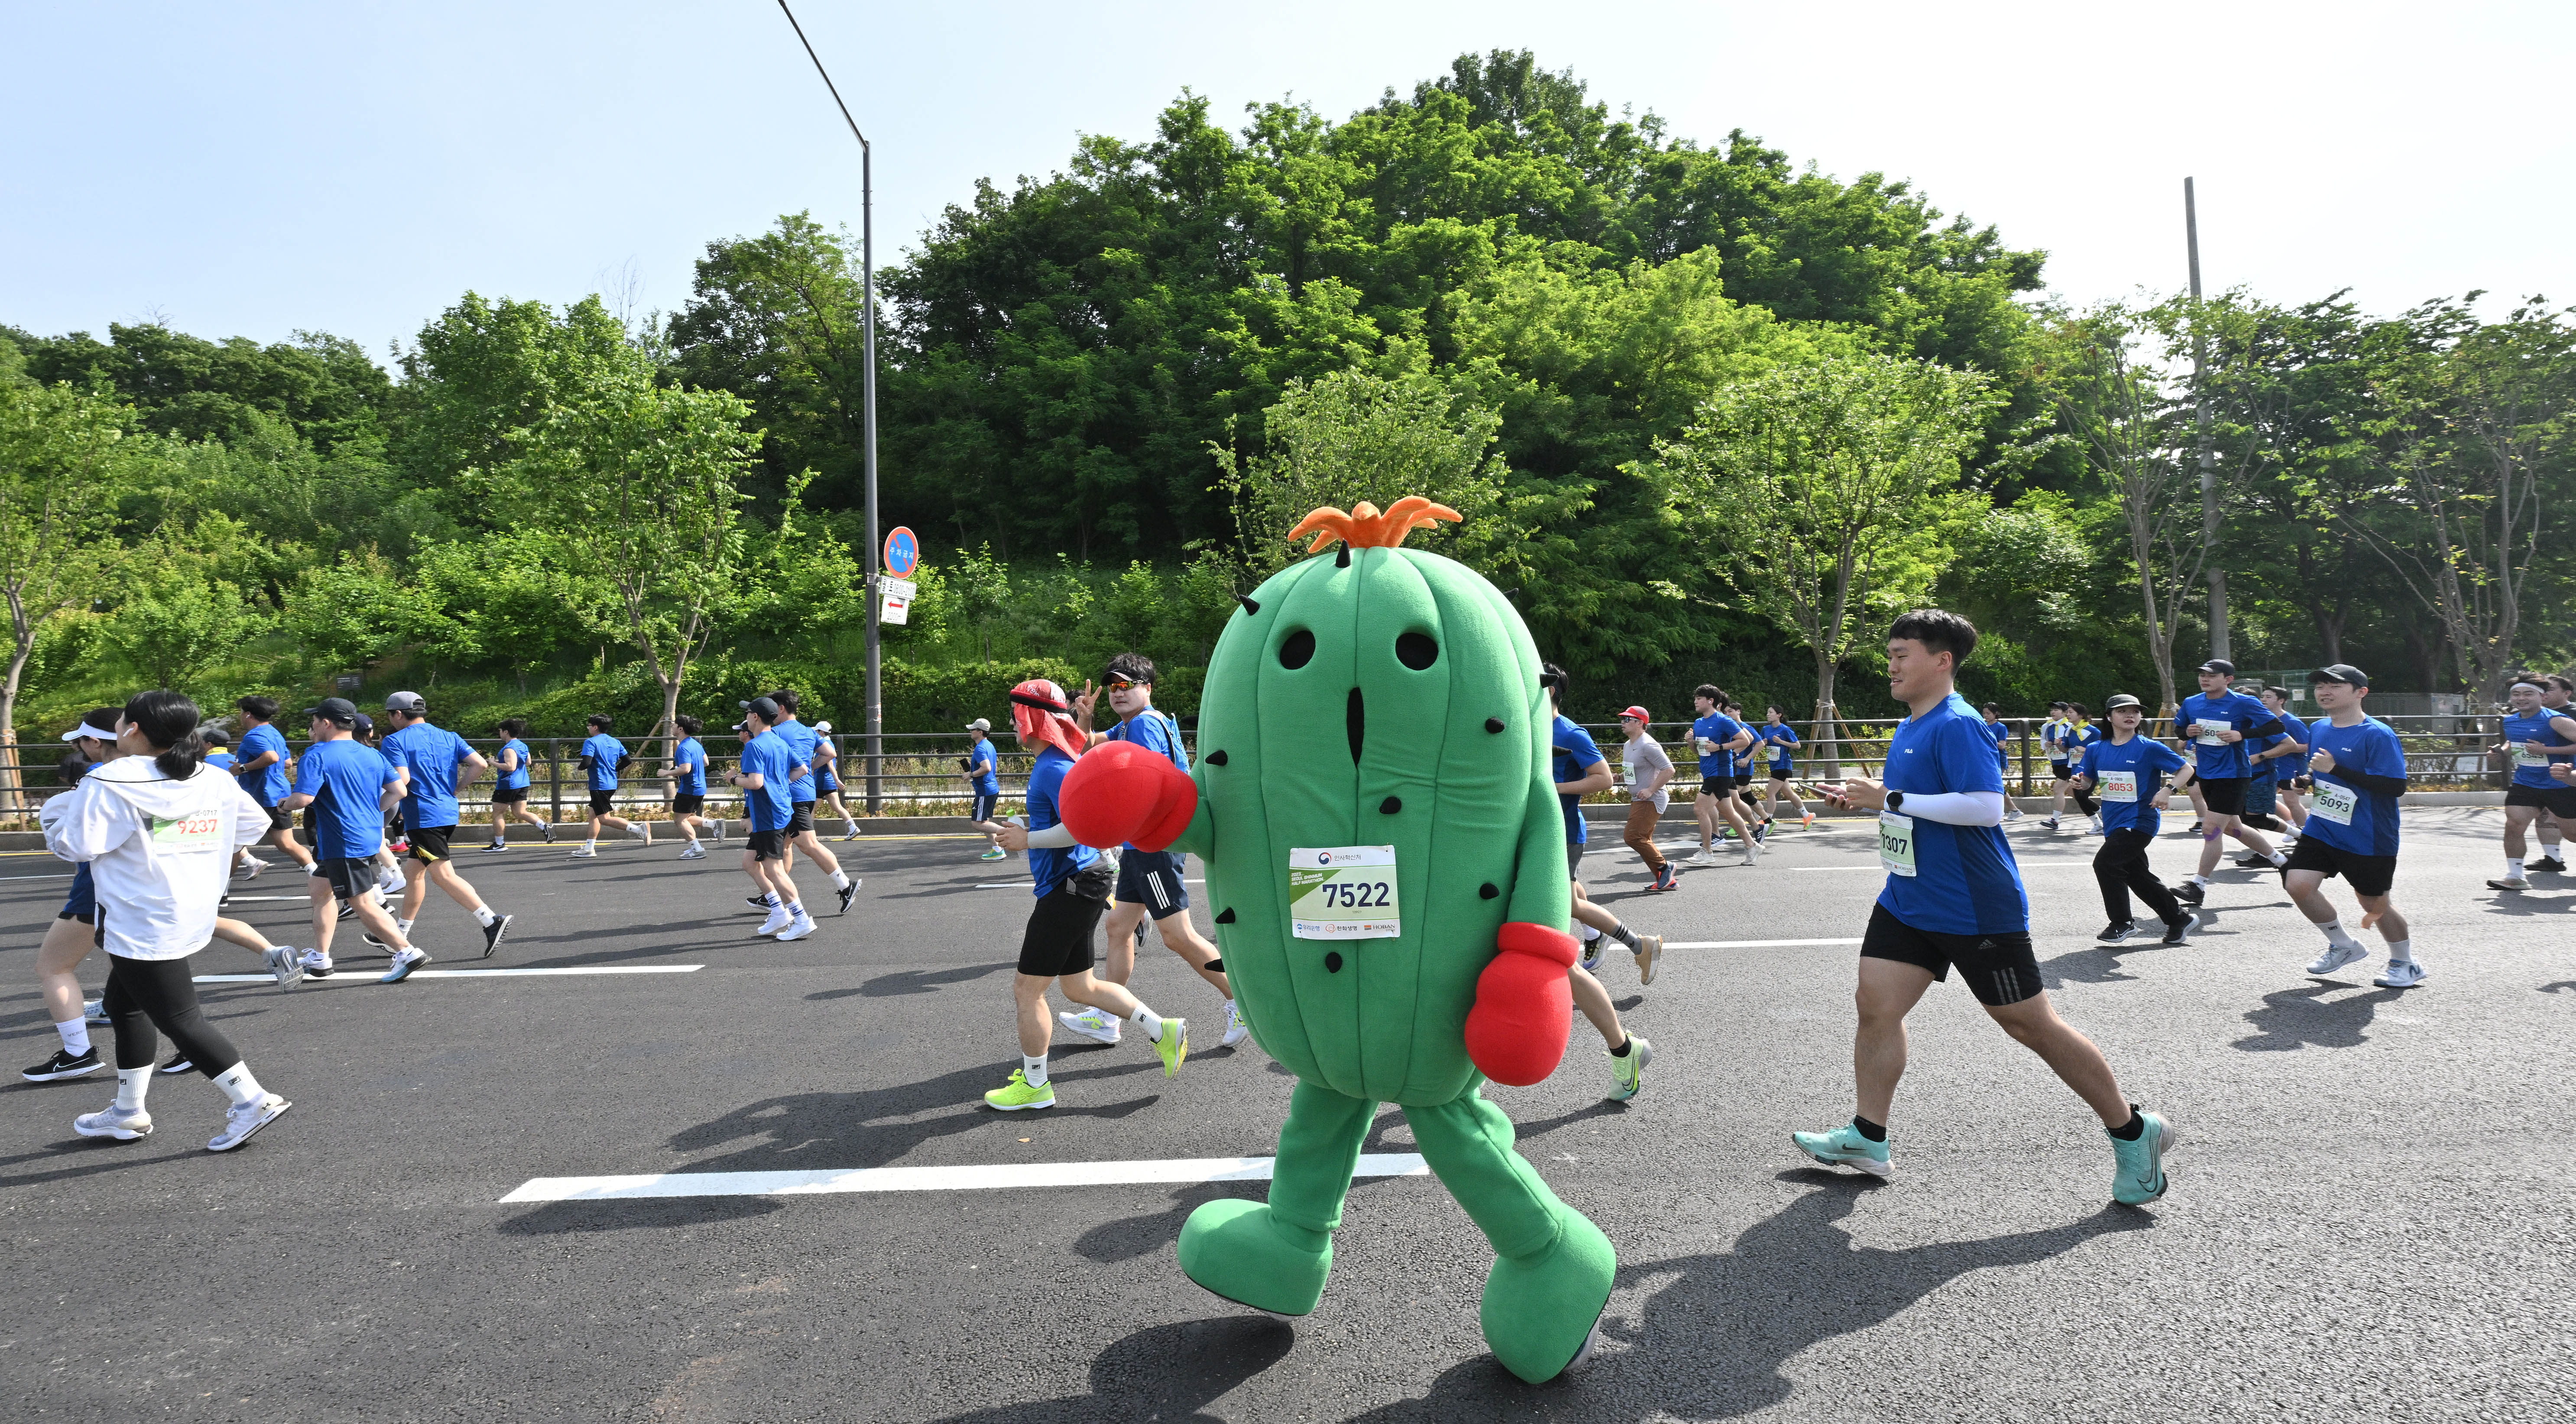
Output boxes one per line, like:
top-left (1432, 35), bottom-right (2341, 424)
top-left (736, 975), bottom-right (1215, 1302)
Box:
top-left (500, 1152), bottom-right (1431, 1203)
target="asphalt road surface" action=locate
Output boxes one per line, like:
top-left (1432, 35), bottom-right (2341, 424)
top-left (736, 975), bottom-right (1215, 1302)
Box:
top-left (4, 809), bottom-right (2570, 1422)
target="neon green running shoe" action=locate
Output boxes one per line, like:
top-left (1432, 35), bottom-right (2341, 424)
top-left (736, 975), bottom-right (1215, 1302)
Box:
top-left (1607, 1034), bottom-right (1651, 1100)
top-left (983, 1068), bottom-right (1056, 1111)
top-left (1153, 1018), bottom-right (1189, 1077)
top-left (1791, 1121), bottom-right (1892, 1178)
top-left (2110, 1107), bottom-right (2174, 1205)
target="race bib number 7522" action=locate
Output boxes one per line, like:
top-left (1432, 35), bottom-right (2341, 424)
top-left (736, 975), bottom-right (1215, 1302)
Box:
top-left (1288, 845), bottom-right (1400, 939)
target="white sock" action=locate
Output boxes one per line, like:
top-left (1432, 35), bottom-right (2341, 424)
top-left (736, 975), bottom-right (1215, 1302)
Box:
top-left (472, 906), bottom-right (499, 927)
top-left (1022, 1052), bottom-right (1049, 1087)
top-left (2507, 859), bottom-right (2525, 879)
top-left (1576, 922), bottom-right (1602, 943)
top-left (212, 1061), bottom-right (265, 1107)
top-left (2315, 919), bottom-right (2361, 951)
top-left (56, 1017), bottom-right (91, 1056)
top-left (2188, 874), bottom-right (2210, 887)
top-left (830, 870), bottom-right (850, 890)
top-left (396, 918), bottom-right (414, 936)
top-left (584, 838), bottom-right (598, 849)
top-left (115, 1065), bottom-right (151, 1113)
top-left (784, 899), bottom-right (806, 918)
top-left (1130, 1006), bottom-right (1165, 1042)
top-left (2386, 937), bottom-right (2414, 964)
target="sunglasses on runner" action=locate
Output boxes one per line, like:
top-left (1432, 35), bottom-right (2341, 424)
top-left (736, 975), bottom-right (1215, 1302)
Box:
top-left (1105, 680), bottom-right (1143, 693)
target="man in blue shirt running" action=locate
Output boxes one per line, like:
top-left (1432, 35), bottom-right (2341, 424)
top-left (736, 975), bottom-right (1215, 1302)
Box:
top-left (380, 692), bottom-right (510, 958)
top-left (2286, 665), bottom-right (2420, 988)
top-left (1683, 685), bottom-right (1757, 866)
top-left (1060, 654), bottom-right (1247, 1050)
top-left (962, 718), bottom-right (1005, 861)
top-left (2484, 673), bottom-right (2576, 893)
top-left (1980, 702), bottom-right (2025, 820)
top-left (665, 714), bottom-right (719, 859)
top-left (2173, 658), bottom-right (2289, 905)
top-left (230, 695), bottom-right (316, 877)
top-left (1758, 704), bottom-right (1811, 828)
top-left (280, 698), bottom-right (429, 984)
top-left (481, 718), bottom-right (550, 850)
top-left (723, 698), bottom-right (814, 940)
top-left (1797, 609), bottom-right (2173, 1205)
top-left (2252, 686), bottom-right (2309, 842)
top-left (572, 714), bottom-right (650, 857)
top-left (754, 691), bottom-right (857, 916)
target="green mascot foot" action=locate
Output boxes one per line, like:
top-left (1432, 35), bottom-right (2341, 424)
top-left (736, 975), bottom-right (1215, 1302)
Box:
top-left (1479, 1209), bottom-right (1616, 1384)
top-left (1178, 1198), bottom-right (1333, 1317)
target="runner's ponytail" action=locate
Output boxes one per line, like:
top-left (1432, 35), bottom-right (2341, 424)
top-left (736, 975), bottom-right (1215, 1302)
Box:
top-left (122, 689), bottom-right (208, 780)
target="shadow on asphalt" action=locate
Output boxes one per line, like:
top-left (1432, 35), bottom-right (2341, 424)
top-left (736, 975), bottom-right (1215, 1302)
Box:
top-left (927, 1315), bottom-right (1296, 1422)
top-left (1332, 1175), bottom-right (2152, 1420)
top-left (829, 962), bottom-right (1015, 999)
top-left (495, 1194), bottom-right (787, 1235)
top-left (655, 1058), bottom-right (1167, 1176)
top-left (2232, 983), bottom-right (2406, 1052)
top-left (2538, 981), bottom-right (2576, 994)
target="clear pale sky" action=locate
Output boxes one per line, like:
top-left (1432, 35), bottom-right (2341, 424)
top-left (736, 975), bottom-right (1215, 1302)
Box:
top-left (6, 1), bottom-right (2566, 361)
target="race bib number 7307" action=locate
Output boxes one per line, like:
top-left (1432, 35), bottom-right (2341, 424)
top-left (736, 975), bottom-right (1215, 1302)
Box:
top-left (1288, 845), bottom-right (1400, 940)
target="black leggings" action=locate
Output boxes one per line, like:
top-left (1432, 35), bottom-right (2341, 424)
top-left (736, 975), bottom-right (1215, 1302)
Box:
top-left (2093, 830), bottom-right (2185, 926)
top-left (103, 954), bottom-right (240, 1077)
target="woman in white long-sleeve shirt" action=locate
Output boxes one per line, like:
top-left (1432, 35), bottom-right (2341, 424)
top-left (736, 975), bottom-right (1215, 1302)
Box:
top-left (40, 690), bottom-right (292, 1152)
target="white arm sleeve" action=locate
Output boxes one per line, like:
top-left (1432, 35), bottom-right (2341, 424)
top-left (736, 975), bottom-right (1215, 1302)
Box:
top-left (1024, 822), bottom-right (1079, 849)
top-left (1895, 790), bottom-right (2007, 827)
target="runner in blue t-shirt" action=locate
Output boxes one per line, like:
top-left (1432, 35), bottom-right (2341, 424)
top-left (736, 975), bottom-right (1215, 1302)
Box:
top-left (2256, 689), bottom-right (2310, 841)
top-left (809, 719), bottom-right (862, 842)
top-left (724, 699), bottom-right (814, 940)
top-left (1056, 655), bottom-right (1246, 1051)
top-left (2042, 704), bottom-right (2104, 834)
top-left (973, 678), bottom-right (1186, 1113)
top-left (756, 692), bottom-right (856, 915)
top-left (480, 718), bottom-right (552, 851)
top-left (1798, 609), bottom-right (2172, 1204)
top-left (665, 714), bottom-right (718, 858)
top-left (572, 714), bottom-right (651, 856)
top-left (1979, 703), bottom-right (2026, 821)
top-left (2173, 659), bottom-right (2289, 905)
top-left (380, 693), bottom-right (509, 958)
top-left (1684, 684), bottom-right (1758, 865)
top-left (2486, 674), bottom-right (2576, 893)
top-left (2287, 665), bottom-right (2420, 988)
top-left (279, 697), bottom-right (427, 984)
top-left (962, 718), bottom-right (1006, 861)
top-left (1758, 705), bottom-right (1812, 829)
top-left (1541, 666), bottom-right (1657, 1100)
top-left (1723, 696), bottom-right (1774, 843)
top-left (230, 695), bottom-right (317, 876)
top-left (2071, 694), bottom-right (2197, 945)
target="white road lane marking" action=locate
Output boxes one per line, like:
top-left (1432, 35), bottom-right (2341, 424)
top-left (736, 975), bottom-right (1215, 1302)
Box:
top-left (500, 1152), bottom-right (1432, 1203)
top-left (1662, 938), bottom-right (1864, 949)
top-left (1791, 861), bottom-right (2097, 871)
top-left (194, 965), bottom-right (705, 984)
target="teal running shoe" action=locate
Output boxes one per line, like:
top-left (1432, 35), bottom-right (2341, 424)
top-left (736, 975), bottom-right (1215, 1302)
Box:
top-left (1791, 1121), bottom-right (1891, 1178)
top-left (2110, 1108), bottom-right (2174, 1205)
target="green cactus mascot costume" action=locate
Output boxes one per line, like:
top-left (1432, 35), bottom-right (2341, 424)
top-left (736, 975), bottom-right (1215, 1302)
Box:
top-left (1058, 496), bottom-right (1614, 1384)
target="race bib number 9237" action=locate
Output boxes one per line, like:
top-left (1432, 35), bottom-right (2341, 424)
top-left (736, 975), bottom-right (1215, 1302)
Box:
top-left (1288, 845), bottom-right (1400, 939)
top-left (151, 812), bottom-right (224, 851)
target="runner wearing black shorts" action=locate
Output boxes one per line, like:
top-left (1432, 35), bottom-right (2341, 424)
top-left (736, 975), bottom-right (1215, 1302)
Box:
top-left (28, 728), bottom-right (115, 1083)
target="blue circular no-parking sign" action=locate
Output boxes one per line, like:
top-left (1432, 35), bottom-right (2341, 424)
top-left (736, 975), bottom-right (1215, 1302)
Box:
top-left (883, 527), bottom-right (920, 578)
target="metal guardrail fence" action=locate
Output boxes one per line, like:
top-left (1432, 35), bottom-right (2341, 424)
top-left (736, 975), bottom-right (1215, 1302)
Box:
top-left (0, 712), bottom-right (2534, 823)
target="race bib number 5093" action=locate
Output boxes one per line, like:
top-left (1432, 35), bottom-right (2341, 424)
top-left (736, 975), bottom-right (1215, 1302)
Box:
top-left (1288, 845), bottom-right (1400, 939)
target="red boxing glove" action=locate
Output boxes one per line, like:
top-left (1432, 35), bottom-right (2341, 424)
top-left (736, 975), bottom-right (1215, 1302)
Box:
top-left (1463, 922), bottom-right (1578, 1087)
top-left (1059, 741), bottom-right (1199, 851)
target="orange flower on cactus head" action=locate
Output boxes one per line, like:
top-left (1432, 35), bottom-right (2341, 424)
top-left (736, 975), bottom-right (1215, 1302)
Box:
top-left (1286, 496), bottom-right (1463, 553)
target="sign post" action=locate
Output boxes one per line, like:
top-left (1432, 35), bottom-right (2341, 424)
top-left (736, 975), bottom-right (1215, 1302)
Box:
top-left (880, 527), bottom-right (920, 626)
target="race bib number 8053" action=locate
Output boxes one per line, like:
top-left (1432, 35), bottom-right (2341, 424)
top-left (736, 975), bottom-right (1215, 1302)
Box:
top-left (1288, 845), bottom-right (1400, 939)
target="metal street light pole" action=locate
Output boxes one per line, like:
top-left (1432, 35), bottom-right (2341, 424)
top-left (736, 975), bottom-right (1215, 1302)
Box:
top-left (2185, 176), bottom-right (2230, 663)
top-left (777, 0), bottom-right (883, 812)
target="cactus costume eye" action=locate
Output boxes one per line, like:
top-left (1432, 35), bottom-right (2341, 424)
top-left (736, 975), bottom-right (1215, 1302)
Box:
top-left (1058, 498), bottom-right (1615, 1383)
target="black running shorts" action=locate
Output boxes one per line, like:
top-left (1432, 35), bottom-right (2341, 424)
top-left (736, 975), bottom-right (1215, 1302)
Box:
top-left (2505, 783), bottom-right (2576, 817)
top-left (2197, 777), bottom-right (2247, 817)
top-left (1858, 902), bottom-right (2043, 1007)
top-left (588, 789), bottom-right (616, 815)
top-left (970, 791), bottom-right (999, 823)
top-left (310, 856), bottom-right (371, 901)
top-left (1115, 848), bottom-right (1190, 916)
top-left (492, 785), bottom-right (528, 804)
top-left (1733, 773), bottom-right (1756, 791)
top-left (408, 825), bottom-right (454, 863)
top-left (1019, 865), bottom-right (1113, 977)
top-left (2049, 760), bottom-right (2072, 782)
top-left (1768, 767), bottom-right (1792, 782)
top-left (59, 864), bottom-right (96, 924)
top-left (787, 802), bottom-right (817, 836)
top-left (2284, 836), bottom-right (2396, 897)
top-left (258, 802), bottom-right (292, 833)
top-left (1565, 839), bottom-right (1585, 873)
top-left (672, 792), bottom-right (706, 815)
top-left (1700, 775), bottom-right (1729, 796)
top-left (746, 828), bottom-right (787, 861)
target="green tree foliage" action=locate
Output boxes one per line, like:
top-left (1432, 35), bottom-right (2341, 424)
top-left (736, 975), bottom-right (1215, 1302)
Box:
top-left (2, 321), bottom-right (392, 455)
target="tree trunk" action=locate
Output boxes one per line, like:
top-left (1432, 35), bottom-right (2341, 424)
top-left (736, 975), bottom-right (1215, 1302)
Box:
top-left (0, 635), bottom-right (29, 816)
top-left (1814, 652), bottom-right (1841, 781)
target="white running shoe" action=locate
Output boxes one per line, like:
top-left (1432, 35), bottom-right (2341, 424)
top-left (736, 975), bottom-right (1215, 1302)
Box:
top-left (775, 910), bottom-right (818, 942)
top-left (755, 906), bottom-right (792, 936)
top-left (240, 856), bottom-right (265, 880)
top-left (208, 1094), bottom-right (290, 1152)
top-left (1058, 1007), bottom-right (1122, 1045)
top-left (677, 843), bottom-right (708, 860)
top-left (376, 870), bottom-right (403, 896)
top-left (2373, 958), bottom-right (2427, 989)
top-left (569, 845), bottom-right (598, 858)
top-left (1684, 849), bottom-right (1719, 867)
top-left (841, 820), bottom-right (861, 841)
top-left (264, 946), bottom-right (305, 990)
top-left (2089, 817), bottom-right (2105, 836)
top-left (299, 949), bottom-right (336, 979)
top-left (74, 1102), bottom-right (153, 1141)
top-left (2305, 942), bottom-right (2370, 977)
top-left (84, 998), bottom-right (110, 1026)
top-left (1218, 999), bottom-right (1250, 1048)
top-left (380, 947), bottom-right (430, 984)
top-left (628, 823), bottom-right (652, 846)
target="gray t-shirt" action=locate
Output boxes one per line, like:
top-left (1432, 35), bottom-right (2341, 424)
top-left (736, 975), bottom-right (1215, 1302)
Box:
top-left (1622, 736), bottom-right (1674, 812)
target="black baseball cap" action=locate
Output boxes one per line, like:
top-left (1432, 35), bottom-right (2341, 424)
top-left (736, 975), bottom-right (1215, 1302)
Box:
top-left (2196, 659), bottom-right (2236, 676)
top-left (735, 696), bottom-right (782, 731)
top-left (304, 697), bottom-right (358, 725)
top-left (2104, 693), bottom-right (2144, 712)
top-left (2310, 663), bottom-right (2370, 688)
